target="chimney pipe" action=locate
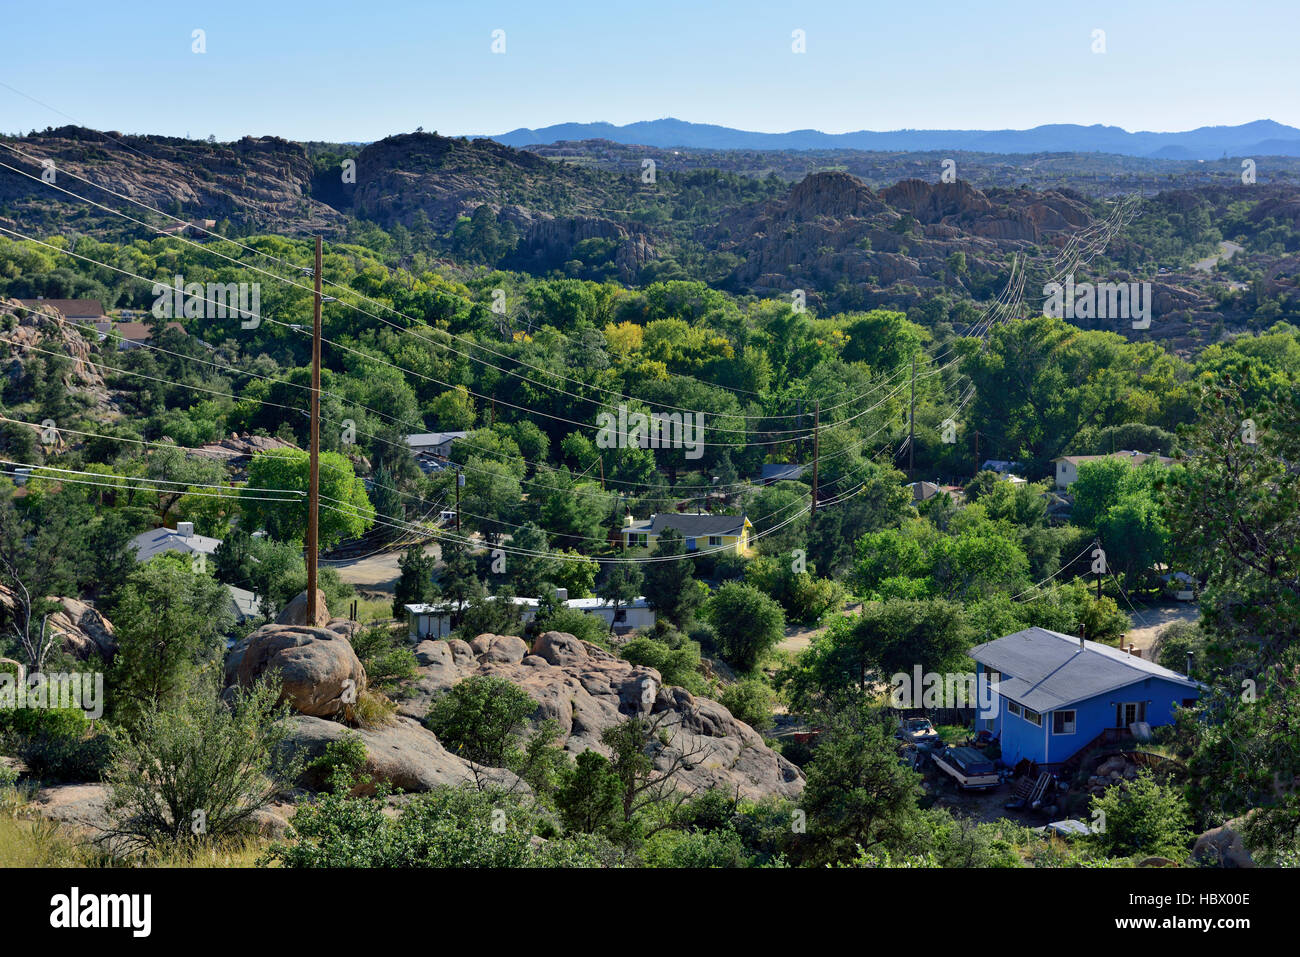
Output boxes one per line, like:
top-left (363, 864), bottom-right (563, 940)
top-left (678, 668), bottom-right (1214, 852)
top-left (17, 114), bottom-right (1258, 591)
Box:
top-left (1128, 642), bottom-right (1135, 656)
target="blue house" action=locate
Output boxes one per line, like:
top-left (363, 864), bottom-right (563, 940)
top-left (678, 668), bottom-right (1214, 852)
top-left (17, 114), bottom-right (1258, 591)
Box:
top-left (970, 628), bottom-right (1201, 767)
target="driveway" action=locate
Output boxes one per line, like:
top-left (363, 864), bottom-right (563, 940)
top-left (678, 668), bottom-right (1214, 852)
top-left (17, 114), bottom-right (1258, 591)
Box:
top-left (1122, 602), bottom-right (1199, 657)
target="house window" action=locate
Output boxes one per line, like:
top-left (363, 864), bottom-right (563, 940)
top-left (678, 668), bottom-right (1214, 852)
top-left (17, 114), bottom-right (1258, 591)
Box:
top-left (614, 609), bottom-right (627, 622)
top-left (1116, 701), bottom-right (1147, 728)
top-left (1006, 701), bottom-right (1022, 717)
top-left (1023, 708), bottom-right (1042, 727)
top-left (707, 535), bottom-right (723, 546)
top-left (630, 533), bottom-right (648, 548)
top-left (1052, 710), bottom-right (1076, 735)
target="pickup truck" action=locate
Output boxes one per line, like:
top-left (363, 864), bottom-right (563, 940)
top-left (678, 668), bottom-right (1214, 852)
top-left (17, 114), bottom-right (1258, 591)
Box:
top-left (932, 746), bottom-right (1000, 791)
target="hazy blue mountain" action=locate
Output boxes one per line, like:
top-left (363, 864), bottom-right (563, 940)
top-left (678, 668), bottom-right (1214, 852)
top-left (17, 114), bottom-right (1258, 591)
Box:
top-left (491, 118), bottom-right (1300, 160)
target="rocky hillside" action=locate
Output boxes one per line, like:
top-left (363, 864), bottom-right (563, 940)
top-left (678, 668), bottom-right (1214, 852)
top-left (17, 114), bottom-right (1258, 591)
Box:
top-left (709, 172), bottom-right (1093, 312)
top-left (0, 126), bottom-right (345, 236)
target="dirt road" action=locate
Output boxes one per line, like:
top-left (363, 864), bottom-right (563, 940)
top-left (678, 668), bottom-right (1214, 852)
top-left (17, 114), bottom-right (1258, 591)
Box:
top-left (324, 542), bottom-right (441, 591)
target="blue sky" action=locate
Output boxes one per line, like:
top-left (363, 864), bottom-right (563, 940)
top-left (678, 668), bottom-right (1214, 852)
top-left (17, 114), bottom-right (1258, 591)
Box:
top-left (3, 0), bottom-right (1297, 141)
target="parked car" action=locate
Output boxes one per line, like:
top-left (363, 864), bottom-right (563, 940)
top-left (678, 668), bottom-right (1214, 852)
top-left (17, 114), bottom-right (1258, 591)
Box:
top-left (932, 746), bottom-right (1000, 791)
top-left (897, 716), bottom-right (940, 748)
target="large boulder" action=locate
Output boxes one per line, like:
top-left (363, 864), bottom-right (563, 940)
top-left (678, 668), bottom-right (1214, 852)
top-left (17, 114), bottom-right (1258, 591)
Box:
top-left (0, 587), bottom-right (116, 662)
top-left (275, 589), bottom-right (331, 627)
top-left (281, 714), bottom-right (521, 794)
top-left (48, 597), bottom-right (118, 662)
top-left (398, 631), bottom-right (804, 802)
top-left (226, 621), bottom-right (366, 718)
top-left (1191, 821), bottom-right (1256, 868)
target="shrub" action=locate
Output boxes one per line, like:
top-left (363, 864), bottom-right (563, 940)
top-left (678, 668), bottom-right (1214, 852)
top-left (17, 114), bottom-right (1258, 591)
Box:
top-left (309, 732), bottom-right (370, 794)
top-left (619, 633), bottom-right (705, 694)
top-left (0, 705), bottom-right (108, 782)
top-left (425, 675), bottom-right (537, 768)
top-left (1086, 769), bottom-right (1194, 861)
top-left (104, 674), bottom-right (299, 854)
top-left (265, 786), bottom-right (621, 868)
top-left (349, 625), bottom-right (418, 693)
top-left (718, 679), bottom-right (776, 731)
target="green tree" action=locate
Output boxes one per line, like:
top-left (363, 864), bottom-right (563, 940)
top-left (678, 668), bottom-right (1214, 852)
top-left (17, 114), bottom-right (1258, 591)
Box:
top-left (642, 528), bottom-right (704, 627)
top-left (1087, 769), bottom-right (1194, 861)
top-left (596, 561), bottom-right (643, 634)
top-left (798, 701), bottom-right (924, 865)
top-left (425, 675), bottom-right (537, 769)
top-left (242, 449), bottom-right (374, 547)
top-left (109, 554), bottom-right (233, 726)
top-left (557, 750), bottom-right (624, 834)
top-left (394, 545), bottom-right (437, 619)
top-left (707, 581), bottom-right (786, 672)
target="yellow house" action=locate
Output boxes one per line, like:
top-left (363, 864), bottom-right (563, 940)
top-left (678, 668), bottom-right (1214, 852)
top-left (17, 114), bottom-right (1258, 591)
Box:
top-left (621, 512), bottom-right (753, 556)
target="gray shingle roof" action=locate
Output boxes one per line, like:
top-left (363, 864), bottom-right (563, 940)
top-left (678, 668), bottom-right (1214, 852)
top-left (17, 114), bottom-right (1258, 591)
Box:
top-left (969, 627), bottom-right (1198, 712)
top-left (625, 513), bottom-right (747, 537)
top-left (129, 527), bottom-right (222, 562)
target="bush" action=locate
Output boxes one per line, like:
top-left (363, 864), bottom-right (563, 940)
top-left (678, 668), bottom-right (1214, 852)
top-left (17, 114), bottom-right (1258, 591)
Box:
top-left (104, 674), bottom-right (299, 854)
top-left (425, 675), bottom-right (537, 769)
top-left (619, 632), bottom-right (706, 694)
top-left (717, 679), bottom-right (776, 732)
top-left (530, 604), bottom-right (608, 646)
top-left (265, 786), bottom-right (621, 868)
top-left (349, 625), bottom-right (418, 693)
top-left (1086, 769), bottom-right (1194, 861)
top-left (309, 732), bottom-right (370, 794)
top-left (0, 705), bottom-right (108, 782)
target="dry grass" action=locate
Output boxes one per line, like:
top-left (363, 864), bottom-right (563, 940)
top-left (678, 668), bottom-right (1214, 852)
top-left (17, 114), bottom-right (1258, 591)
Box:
top-left (0, 787), bottom-right (276, 868)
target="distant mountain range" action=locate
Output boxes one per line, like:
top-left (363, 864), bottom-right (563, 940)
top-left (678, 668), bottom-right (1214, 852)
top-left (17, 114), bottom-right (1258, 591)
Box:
top-left (491, 118), bottom-right (1300, 160)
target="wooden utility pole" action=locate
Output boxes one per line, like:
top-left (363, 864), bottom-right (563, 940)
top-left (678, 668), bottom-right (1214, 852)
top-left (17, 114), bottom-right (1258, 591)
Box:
top-left (809, 400), bottom-right (821, 533)
top-left (455, 470), bottom-right (464, 534)
top-left (306, 236), bottom-right (322, 622)
top-left (908, 355), bottom-right (916, 478)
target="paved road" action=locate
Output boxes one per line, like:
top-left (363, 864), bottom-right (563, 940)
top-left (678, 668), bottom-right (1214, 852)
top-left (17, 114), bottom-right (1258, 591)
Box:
top-left (1192, 240), bottom-right (1244, 273)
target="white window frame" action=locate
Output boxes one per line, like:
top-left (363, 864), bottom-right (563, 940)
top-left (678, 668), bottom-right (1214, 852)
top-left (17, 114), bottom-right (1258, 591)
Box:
top-left (1052, 709), bottom-right (1076, 735)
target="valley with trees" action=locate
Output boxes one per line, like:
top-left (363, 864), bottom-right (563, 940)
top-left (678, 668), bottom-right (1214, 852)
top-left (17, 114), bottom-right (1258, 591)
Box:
top-left (1, 11), bottom-right (1298, 925)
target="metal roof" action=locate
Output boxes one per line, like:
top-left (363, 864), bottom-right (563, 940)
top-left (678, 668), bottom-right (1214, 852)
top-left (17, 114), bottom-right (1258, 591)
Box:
top-left (969, 627), bottom-right (1199, 712)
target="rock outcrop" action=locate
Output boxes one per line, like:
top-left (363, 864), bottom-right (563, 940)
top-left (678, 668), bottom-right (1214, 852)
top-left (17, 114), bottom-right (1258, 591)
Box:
top-left (1191, 820), bottom-right (1256, 868)
top-left (401, 631), bottom-right (804, 802)
top-left (275, 589), bottom-right (332, 628)
top-left (281, 714), bottom-right (521, 795)
top-left (0, 586), bottom-right (117, 662)
top-left (226, 619), bottom-right (365, 718)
